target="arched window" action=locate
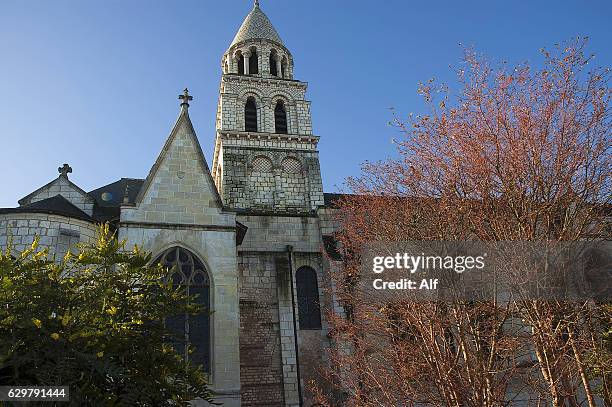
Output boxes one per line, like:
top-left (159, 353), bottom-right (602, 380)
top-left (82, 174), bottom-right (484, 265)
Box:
top-left (237, 54), bottom-right (244, 75)
top-left (296, 266), bottom-right (321, 329)
top-left (281, 157), bottom-right (301, 174)
top-left (155, 247), bottom-right (210, 372)
top-left (252, 155), bottom-right (273, 172)
top-left (274, 100), bottom-right (288, 134)
top-left (244, 97), bottom-right (258, 132)
top-left (270, 52), bottom-right (278, 76)
top-left (249, 49), bottom-right (258, 74)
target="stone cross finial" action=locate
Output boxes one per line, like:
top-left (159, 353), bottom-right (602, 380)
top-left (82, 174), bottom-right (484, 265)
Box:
top-left (58, 163), bottom-right (72, 177)
top-left (254, 0), bottom-right (259, 7)
top-left (178, 88), bottom-right (193, 107)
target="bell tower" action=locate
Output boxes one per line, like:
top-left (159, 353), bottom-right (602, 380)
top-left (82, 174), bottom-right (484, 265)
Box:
top-left (212, 1), bottom-right (324, 213)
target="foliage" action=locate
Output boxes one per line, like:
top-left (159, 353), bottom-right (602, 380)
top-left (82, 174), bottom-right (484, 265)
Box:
top-left (0, 224), bottom-right (214, 406)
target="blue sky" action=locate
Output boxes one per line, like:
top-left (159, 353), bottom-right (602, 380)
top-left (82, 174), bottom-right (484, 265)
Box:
top-left (0, 0), bottom-right (610, 208)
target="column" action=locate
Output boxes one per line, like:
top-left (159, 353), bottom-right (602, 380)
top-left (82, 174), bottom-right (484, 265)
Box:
top-left (276, 58), bottom-right (282, 79)
top-left (262, 97), bottom-right (270, 132)
top-left (244, 51), bottom-right (251, 75)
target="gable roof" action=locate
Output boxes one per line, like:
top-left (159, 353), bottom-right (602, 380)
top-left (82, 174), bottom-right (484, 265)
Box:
top-left (0, 195), bottom-right (94, 222)
top-left (18, 174), bottom-right (95, 207)
top-left (135, 106), bottom-right (224, 209)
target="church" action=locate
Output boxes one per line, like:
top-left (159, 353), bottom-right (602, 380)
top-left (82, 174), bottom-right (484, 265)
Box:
top-left (0, 2), bottom-right (344, 406)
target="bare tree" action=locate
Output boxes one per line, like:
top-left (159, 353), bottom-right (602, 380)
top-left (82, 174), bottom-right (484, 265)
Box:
top-left (317, 38), bottom-right (611, 407)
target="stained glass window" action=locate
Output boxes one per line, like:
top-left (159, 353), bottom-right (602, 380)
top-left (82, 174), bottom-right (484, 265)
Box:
top-left (155, 247), bottom-right (210, 372)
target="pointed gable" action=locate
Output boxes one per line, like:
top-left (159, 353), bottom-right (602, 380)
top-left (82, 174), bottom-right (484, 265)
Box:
top-left (18, 170), bottom-right (95, 216)
top-left (121, 106), bottom-right (231, 227)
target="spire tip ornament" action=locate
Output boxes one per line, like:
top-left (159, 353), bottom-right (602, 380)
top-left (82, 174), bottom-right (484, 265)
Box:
top-left (178, 88), bottom-right (193, 107)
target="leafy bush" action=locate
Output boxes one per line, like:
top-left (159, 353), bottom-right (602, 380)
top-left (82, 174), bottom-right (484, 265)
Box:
top-left (0, 224), bottom-right (214, 405)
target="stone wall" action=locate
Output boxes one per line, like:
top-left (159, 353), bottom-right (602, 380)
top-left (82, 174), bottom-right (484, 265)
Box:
top-left (217, 75), bottom-right (309, 135)
top-left (236, 213), bottom-right (334, 406)
top-left (237, 214), bottom-right (322, 253)
top-left (120, 118), bottom-right (233, 228)
top-left (248, 156), bottom-right (276, 208)
top-left (238, 252), bottom-right (285, 406)
top-left (0, 213), bottom-right (97, 257)
top-left (218, 140), bottom-right (324, 212)
top-left (119, 225), bottom-right (241, 407)
top-left (119, 109), bottom-right (242, 407)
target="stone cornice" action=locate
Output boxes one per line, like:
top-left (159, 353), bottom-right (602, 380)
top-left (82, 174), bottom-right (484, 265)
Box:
top-left (120, 221), bottom-right (236, 232)
top-left (212, 131), bottom-right (319, 178)
top-left (219, 130), bottom-right (319, 144)
top-left (226, 38), bottom-right (292, 59)
top-left (222, 73), bottom-right (307, 89)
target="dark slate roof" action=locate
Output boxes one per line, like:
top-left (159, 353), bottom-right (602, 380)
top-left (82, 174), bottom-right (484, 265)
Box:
top-left (87, 178), bottom-right (144, 223)
top-left (88, 178), bottom-right (144, 207)
top-left (0, 195), bottom-right (94, 222)
top-left (323, 193), bottom-right (353, 208)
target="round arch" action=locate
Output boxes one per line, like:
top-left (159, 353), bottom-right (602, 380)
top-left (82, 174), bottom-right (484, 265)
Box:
top-left (238, 87), bottom-right (265, 101)
top-left (250, 154), bottom-right (274, 173)
top-left (269, 93), bottom-right (295, 134)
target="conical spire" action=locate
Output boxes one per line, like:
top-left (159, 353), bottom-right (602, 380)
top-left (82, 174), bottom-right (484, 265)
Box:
top-left (230, 1), bottom-right (283, 48)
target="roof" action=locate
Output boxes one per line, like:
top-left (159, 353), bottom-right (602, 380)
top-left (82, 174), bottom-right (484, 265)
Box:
top-left (88, 178), bottom-right (144, 207)
top-left (323, 193), bottom-right (353, 208)
top-left (18, 174), bottom-right (94, 207)
top-left (88, 178), bottom-right (145, 222)
top-left (0, 195), bottom-right (95, 222)
top-left (230, 2), bottom-right (283, 48)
